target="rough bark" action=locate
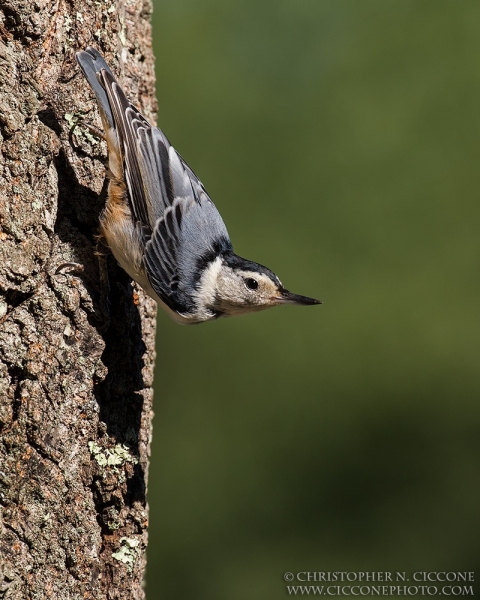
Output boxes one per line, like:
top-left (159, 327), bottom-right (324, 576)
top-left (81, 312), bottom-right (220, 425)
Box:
top-left (0, 1), bottom-right (157, 598)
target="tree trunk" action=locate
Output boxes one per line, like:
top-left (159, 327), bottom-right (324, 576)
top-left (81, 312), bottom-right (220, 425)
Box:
top-left (0, 2), bottom-right (157, 598)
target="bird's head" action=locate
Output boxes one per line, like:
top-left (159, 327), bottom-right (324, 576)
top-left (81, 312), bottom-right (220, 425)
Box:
top-left (196, 253), bottom-right (321, 319)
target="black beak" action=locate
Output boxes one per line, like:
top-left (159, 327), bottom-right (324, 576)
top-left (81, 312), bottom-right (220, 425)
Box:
top-left (276, 289), bottom-right (322, 306)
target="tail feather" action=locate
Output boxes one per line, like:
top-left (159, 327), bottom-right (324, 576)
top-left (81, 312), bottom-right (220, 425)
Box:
top-left (76, 47), bottom-right (115, 129)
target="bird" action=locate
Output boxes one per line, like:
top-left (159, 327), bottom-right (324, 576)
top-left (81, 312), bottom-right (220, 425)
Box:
top-left (75, 47), bottom-right (321, 324)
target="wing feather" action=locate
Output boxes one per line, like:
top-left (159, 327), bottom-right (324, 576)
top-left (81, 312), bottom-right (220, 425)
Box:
top-left (98, 65), bottom-right (232, 313)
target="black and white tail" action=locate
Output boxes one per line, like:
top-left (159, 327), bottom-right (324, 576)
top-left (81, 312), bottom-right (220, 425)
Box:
top-left (76, 47), bottom-right (116, 130)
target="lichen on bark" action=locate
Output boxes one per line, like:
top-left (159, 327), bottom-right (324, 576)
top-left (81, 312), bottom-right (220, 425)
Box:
top-left (0, 1), bottom-right (157, 598)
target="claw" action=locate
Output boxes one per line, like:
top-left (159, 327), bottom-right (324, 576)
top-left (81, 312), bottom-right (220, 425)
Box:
top-left (55, 262), bottom-right (84, 275)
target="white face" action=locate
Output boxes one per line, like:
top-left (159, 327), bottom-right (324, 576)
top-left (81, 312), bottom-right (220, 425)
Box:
top-left (214, 266), bottom-right (283, 316)
top-left (192, 256), bottom-right (320, 320)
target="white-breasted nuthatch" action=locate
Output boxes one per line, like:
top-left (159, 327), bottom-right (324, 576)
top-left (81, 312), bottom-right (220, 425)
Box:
top-left (76, 47), bottom-right (321, 324)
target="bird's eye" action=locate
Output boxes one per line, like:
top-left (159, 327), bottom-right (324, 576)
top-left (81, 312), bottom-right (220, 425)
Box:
top-left (244, 278), bottom-right (258, 291)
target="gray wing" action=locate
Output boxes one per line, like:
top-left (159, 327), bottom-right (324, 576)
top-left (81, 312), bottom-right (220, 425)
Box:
top-left (145, 189), bottom-right (232, 313)
top-left (100, 70), bottom-right (233, 313)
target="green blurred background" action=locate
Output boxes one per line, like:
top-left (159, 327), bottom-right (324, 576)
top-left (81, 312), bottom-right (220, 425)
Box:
top-left (146, 1), bottom-right (480, 598)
